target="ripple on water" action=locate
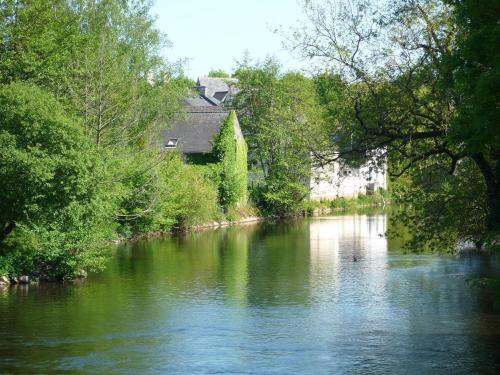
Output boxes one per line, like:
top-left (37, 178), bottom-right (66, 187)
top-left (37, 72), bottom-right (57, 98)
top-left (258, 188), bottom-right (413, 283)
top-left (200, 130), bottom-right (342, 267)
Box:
top-left (1, 213), bottom-right (500, 374)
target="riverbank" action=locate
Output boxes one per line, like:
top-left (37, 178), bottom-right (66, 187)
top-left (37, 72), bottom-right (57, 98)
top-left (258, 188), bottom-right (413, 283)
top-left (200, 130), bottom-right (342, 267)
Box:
top-left (301, 192), bottom-right (390, 215)
top-left (0, 195), bottom-right (389, 286)
top-left (123, 215), bottom-right (265, 242)
top-left (126, 194), bottom-right (389, 242)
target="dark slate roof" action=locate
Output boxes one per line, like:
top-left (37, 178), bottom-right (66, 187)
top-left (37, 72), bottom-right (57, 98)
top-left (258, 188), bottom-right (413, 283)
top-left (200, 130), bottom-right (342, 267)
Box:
top-left (196, 77), bottom-right (240, 99)
top-left (161, 107), bottom-right (230, 154)
top-left (185, 94), bottom-right (221, 107)
top-left (184, 96), bottom-right (214, 107)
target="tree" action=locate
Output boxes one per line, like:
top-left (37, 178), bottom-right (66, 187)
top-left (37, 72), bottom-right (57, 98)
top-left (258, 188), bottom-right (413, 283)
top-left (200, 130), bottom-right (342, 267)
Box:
top-left (289, 0), bottom-right (499, 248)
top-left (65, 0), bottom-right (182, 148)
top-left (1, 0), bottom-right (188, 149)
top-left (0, 83), bottom-right (115, 279)
top-left (445, 0), bottom-right (500, 234)
top-left (0, 0), bottom-right (78, 94)
top-left (234, 58), bottom-right (324, 214)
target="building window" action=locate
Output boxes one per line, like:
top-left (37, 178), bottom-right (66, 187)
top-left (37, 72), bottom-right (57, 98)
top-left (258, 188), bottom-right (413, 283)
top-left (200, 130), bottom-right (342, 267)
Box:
top-left (165, 138), bottom-right (178, 148)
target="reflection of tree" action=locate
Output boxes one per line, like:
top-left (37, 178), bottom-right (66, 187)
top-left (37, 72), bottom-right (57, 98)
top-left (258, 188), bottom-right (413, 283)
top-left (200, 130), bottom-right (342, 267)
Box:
top-left (246, 220), bottom-right (312, 306)
top-left (218, 225), bottom-right (258, 305)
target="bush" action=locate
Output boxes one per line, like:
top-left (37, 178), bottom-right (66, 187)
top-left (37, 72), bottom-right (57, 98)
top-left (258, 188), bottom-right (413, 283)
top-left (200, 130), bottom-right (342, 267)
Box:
top-left (117, 152), bottom-right (222, 236)
top-left (251, 177), bottom-right (309, 216)
top-left (164, 161), bottom-right (222, 229)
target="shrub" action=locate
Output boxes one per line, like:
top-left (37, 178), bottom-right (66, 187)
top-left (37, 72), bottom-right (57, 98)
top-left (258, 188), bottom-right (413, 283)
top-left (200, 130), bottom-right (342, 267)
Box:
top-left (117, 152), bottom-right (222, 236)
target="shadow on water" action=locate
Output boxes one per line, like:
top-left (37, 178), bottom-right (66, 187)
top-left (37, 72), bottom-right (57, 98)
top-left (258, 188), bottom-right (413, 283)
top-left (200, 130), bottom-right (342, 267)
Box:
top-left (1, 210), bottom-right (500, 374)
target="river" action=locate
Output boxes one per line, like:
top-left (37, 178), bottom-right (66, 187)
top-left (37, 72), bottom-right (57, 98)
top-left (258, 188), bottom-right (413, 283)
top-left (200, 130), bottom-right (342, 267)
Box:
top-left (1, 212), bottom-right (500, 374)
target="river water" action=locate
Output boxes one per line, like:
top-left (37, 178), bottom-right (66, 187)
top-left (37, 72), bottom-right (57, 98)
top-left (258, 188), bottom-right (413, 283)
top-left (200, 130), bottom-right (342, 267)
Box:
top-left (1, 212), bottom-right (500, 374)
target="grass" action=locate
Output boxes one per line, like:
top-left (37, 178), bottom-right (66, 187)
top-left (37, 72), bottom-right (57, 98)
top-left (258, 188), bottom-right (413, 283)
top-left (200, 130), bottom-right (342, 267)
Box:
top-left (300, 190), bottom-right (390, 215)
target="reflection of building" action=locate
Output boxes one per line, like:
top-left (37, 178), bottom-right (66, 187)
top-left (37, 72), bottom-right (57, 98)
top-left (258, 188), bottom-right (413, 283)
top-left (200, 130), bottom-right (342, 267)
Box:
top-left (309, 214), bottom-right (388, 289)
top-left (310, 214), bottom-right (387, 256)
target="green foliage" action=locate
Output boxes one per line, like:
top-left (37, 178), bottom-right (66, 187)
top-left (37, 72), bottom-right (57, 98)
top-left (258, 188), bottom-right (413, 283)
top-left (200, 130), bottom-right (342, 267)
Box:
top-left (0, 83), bottom-right (116, 280)
top-left (164, 162), bottom-right (222, 228)
top-left (208, 69), bottom-right (231, 78)
top-left (254, 178), bottom-right (309, 215)
top-left (234, 58), bottom-right (323, 215)
top-left (212, 111), bottom-right (248, 210)
top-left (392, 158), bottom-right (488, 251)
top-left (445, 0), bottom-right (500, 155)
top-left (0, 0), bottom-right (79, 92)
top-left (117, 152), bottom-right (221, 236)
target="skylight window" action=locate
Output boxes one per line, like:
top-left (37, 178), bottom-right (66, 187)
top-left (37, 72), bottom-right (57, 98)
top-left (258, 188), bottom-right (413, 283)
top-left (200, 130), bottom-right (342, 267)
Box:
top-left (165, 138), bottom-right (178, 148)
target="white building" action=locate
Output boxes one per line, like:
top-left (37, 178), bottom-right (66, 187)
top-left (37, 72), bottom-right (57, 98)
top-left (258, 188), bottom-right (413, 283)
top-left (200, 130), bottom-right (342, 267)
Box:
top-left (309, 156), bottom-right (387, 200)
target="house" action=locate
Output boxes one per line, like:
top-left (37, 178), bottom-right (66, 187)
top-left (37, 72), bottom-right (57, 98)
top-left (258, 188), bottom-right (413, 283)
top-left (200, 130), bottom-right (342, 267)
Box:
top-left (162, 76), bottom-right (385, 203)
top-left (160, 78), bottom-right (248, 205)
top-left (309, 155), bottom-right (387, 200)
top-left (161, 91), bottom-right (246, 165)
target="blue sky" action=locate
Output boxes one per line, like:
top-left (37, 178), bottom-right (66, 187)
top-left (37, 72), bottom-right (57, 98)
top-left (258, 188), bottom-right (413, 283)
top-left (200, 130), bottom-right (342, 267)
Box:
top-left (152, 0), bottom-right (307, 79)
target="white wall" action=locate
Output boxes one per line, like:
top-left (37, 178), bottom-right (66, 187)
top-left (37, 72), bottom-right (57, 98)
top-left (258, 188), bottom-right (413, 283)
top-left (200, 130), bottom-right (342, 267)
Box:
top-left (309, 157), bottom-right (387, 201)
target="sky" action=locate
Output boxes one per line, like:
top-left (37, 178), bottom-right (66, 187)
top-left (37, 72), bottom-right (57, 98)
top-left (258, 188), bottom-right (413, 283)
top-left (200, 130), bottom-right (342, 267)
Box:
top-left (151, 0), bottom-right (308, 79)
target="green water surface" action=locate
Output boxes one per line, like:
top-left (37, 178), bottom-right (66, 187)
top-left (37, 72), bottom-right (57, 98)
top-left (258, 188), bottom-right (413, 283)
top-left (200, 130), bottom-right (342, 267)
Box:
top-left (1, 213), bottom-right (499, 374)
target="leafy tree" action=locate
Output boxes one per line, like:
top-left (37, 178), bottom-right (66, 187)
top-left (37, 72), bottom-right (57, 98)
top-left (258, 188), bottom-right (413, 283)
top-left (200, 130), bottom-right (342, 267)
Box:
top-left (234, 58), bottom-right (324, 214)
top-left (0, 0), bottom-right (78, 94)
top-left (65, 0), bottom-right (182, 148)
top-left (290, 0), bottom-right (499, 249)
top-left (0, 83), bottom-right (115, 279)
top-left (444, 0), bottom-right (500, 234)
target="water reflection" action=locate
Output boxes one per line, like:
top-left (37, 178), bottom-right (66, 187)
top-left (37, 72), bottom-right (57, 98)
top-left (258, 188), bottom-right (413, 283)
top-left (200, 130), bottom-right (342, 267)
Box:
top-left (1, 212), bottom-right (500, 374)
top-left (309, 214), bottom-right (387, 282)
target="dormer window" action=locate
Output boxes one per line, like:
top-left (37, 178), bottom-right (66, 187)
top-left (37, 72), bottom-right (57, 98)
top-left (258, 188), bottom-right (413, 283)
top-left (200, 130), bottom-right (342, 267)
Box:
top-left (165, 138), bottom-right (178, 148)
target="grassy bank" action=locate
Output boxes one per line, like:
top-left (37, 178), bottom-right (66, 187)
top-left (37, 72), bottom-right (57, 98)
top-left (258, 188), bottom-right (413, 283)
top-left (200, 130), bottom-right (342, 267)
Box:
top-left (300, 191), bottom-right (390, 216)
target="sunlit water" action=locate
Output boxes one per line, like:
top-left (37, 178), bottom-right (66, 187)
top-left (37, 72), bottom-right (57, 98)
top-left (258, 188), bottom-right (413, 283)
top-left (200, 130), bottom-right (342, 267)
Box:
top-left (1, 212), bottom-right (500, 374)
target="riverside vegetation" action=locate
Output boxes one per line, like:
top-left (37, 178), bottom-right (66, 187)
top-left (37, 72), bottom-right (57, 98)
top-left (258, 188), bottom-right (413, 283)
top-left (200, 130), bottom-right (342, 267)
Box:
top-left (1, 0), bottom-right (499, 281)
top-left (0, 1), bottom-right (249, 281)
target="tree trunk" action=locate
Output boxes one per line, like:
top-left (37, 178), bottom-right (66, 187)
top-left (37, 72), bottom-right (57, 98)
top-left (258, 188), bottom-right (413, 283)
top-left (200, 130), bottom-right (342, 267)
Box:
top-left (487, 188), bottom-right (500, 233)
top-left (0, 221), bottom-right (16, 243)
top-left (472, 153), bottom-right (500, 233)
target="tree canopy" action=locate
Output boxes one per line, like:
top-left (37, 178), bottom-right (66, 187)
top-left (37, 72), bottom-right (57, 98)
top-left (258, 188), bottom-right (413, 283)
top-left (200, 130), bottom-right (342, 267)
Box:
top-left (289, 0), bottom-right (499, 249)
